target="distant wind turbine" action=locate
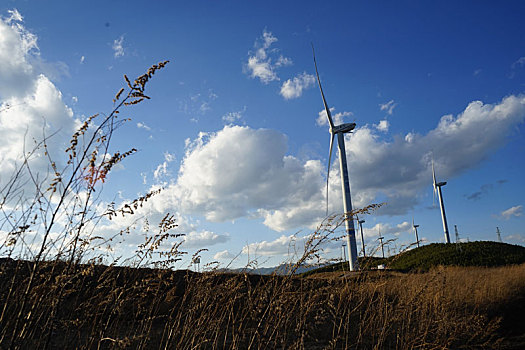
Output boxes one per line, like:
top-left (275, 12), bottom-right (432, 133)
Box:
top-left (455, 225), bottom-right (462, 252)
top-left (358, 218), bottom-right (366, 258)
top-left (432, 160), bottom-right (451, 243)
top-left (412, 218), bottom-right (420, 248)
top-left (496, 227), bottom-right (503, 243)
top-left (313, 46), bottom-right (359, 271)
top-left (378, 229), bottom-right (385, 259)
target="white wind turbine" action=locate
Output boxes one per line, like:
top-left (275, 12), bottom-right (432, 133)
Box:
top-left (313, 47), bottom-right (359, 271)
top-left (432, 160), bottom-right (451, 243)
top-left (412, 218), bottom-right (420, 248)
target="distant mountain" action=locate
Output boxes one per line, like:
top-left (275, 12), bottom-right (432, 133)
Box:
top-left (226, 262), bottom-right (330, 275)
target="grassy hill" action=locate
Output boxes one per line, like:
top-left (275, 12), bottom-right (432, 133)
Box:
top-left (303, 241), bottom-right (525, 276)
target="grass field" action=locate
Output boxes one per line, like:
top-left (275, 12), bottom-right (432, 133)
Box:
top-left (1, 258), bottom-right (524, 349)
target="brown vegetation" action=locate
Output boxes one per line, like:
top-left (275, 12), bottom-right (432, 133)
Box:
top-left (1, 259), bottom-right (524, 349)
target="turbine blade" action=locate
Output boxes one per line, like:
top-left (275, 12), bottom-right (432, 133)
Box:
top-left (312, 44), bottom-right (335, 129)
top-left (326, 132), bottom-right (335, 216)
top-left (432, 159), bottom-right (437, 189)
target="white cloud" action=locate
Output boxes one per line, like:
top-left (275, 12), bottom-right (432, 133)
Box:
top-left (499, 205), bottom-right (523, 220)
top-left (375, 119), bottom-right (389, 132)
top-left (505, 234), bottom-right (525, 244)
top-left (316, 108), bottom-right (353, 126)
top-left (242, 234), bottom-right (307, 256)
top-left (169, 126), bottom-right (326, 227)
top-left (153, 162), bottom-right (170, 181)
top-left (112, 35), bottom-right (124, 58)
top-left (123, 94), bottom-right (525, 232)
top-left (362, 221), bottom-right (412, 239)
top-left (137, 122), bottom-right (151, 131)
top-left (0, 11), bottom-right (77, 191)
top-left (5, 9), bottom-right (23, 23)
top-left (280, 72), bottom-right (315, 99)
top-left (244, 29), bottom-right (291, 84)
top-left (222, 107), bottom-right (246, 124)
top-left (183, 230), bottom-right (229, 248)
top-left (213, 250), bottom-right (235, 260)
top-left (380, 100), bottom-right (397, 115)
top-left (346, 95), bottom-right (525, 215)
top-left (80, 55), bottom-right (85, 64)
top-left (164, 151), bottom-right (175, 162)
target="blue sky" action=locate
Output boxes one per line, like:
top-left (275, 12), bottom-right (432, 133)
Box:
top-left (1, 1), bottom-right (524, 268)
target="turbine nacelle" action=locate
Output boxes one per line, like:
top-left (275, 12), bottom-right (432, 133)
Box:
top-left (331, 122), bottom-right (356, 134)
top-left (435, 181), bottom-right (447, 187)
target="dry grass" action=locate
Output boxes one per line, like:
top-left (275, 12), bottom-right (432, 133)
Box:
top-left (1, 260), bottom-right (524, 349)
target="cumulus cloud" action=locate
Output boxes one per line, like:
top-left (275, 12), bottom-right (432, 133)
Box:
top-left (316, 108), bottom-right (353, 127)
top-left (213, 250), bottom-right (235, 260)
top-left (169, 126), bottom-right (326, 228)
top-left (346, 95), bottom-right (525, 215)
top-left (152, 152), bottom-right (175, 182)
top-left (244, 30), bottom-right (292, 84)
top-left (112, 35), bottom-right (124, 58)
top-left (498, 205), bottom-right (523, 220)
top-left (0, 10), bottom-right (77, 189)
top-left (183, 230), bottom-right (229, 248)
top-left (379, 100), bottom-right (397, 115)
top-left (280, 72), bottom-right (315, 99)
top-left (242, 234), bottom-right (307, 256)
top-left (362, 221), bottom-right (412, 239)
top-left (375, 119), bottom-right (389, 132)
top-left (119, 93), bottom-right (525, 233)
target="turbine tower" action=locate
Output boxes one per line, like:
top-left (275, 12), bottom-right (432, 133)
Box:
top-left (378, 229), bottom-right (385, 259)
top-left (313, 48), bottom-right (359, 271)
top-left (358, 218), bottom-right (366, 258)
top-left (412, 218), bottom-right (420, 248)
top-left (455, 225), bottom-right (462, 252)
top-left (432, 160), bottom-right (451, 243)
top-left (496, 227), bottom-right (502, 243)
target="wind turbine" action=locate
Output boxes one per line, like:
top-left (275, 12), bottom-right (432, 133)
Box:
top-left (313, 47), bottom-right (359, 271)
top-left (378, 229), bottom-right (385, 259)
top-left (455, 224), bottom-right (462, 252)
top-left (432, 160), bottom-right (451, 243)
top-left (496, 227), bottom-right (503, 243)
top-left (412, 218), bottom-right (420, 248)
top-left (358, 218), bottom-right (366, 258)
